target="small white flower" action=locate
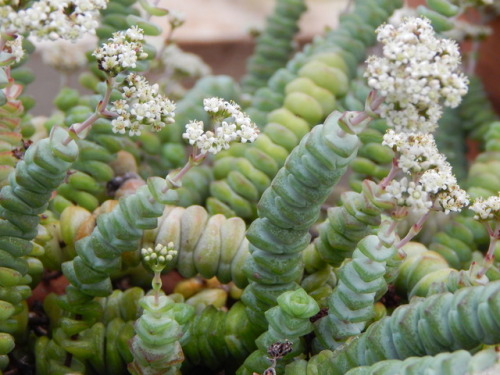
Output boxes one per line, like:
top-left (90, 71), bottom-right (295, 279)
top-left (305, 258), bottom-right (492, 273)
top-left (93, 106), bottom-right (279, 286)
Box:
top-left (125, 25), bottom-right (144, 42)
top-left (168, 10), bottom-right (185, 29)
top-left (1, 0), bottom-right (108, 40)
top-left (469, 195), bottom-right (500, 220)
top-left (110, 73), bottom-right (176, 136)
top-left (436, 184), bottom-right (470, 214)
top-left (182, 97), bottom-right (259, 155)
top-left (183, 120), bottom-right (205, 145)
top-left (203, 97), bottom-right (223, 113)
top-left (365, 17), bottom-right (468, 133)
top-left (383, 130), bottom-right (448, 174)
top-left (111, 116), bottom-right (129, 134)
top-left (93, 27), bottom-right (146, 76)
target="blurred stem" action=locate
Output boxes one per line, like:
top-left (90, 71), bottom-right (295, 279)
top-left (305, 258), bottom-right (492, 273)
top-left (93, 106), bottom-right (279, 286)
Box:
top-left (396, 210), bottom-right (431, 249)
top-left (478, 222), bottom-right (500, 277)
top-left (380, 158), bottom-right (400, 189)
top-left (162, 150), bottom-right (206, 193)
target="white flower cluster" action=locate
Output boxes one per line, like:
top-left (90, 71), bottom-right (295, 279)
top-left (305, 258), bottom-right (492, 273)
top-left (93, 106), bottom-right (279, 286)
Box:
top-left (182, 97), bottom-right (259, 155)
top-left (469, 195), bottom-right (500, 220)
top-left (110, 73), bottom-right (176, 136)
top-left (167, 10), bottom-right (185, 29)
top-left (384, 130), bottom-right (469, 215)
top-left (93, 26), bottom-right (147, 76)
top-left (38, 36), bottom-right (95, 71)
top-left (161, 44), bottom-right (211, 78)
top-left (0, 0), bottom-right (107, 40)
top-left (141, 242), bottom-right (177, 268)
top-left (365, 17), bottom-right (468, 133)
top-left (5, 34), bottom-right (24, 62)
top-left (383, 130), bottom-right (447, 174)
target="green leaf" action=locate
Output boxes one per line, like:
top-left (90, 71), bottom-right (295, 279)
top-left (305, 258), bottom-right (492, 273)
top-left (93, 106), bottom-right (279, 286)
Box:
top-left (147, 176), bottom-right (179, 204)
top-left (138, 0), bottom-right (169, 16)
top-left (126, 15), bottom-right (162, 36)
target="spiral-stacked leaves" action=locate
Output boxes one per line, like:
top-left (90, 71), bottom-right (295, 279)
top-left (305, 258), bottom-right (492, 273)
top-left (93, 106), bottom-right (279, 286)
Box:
top-left (344, 348), bottom-right (499, 375)
top-left (129, 293), bottom-right (195, 375)
top-left (238, 288), bottom-right (319, 375)
top-left (313, 219), bottom-right (399, 352)
top-left (241, 0), bottom-right (307, 95)
top-left (62, 180), bottom-right (177, 297)
top-left (396, 242), bottom-right (480, 298)
top-left (314, 180), bottom-right (394, 267)
top-left (36, 288), bottom-right (145, 374)
top-left (146, 204), bottom-right (249, 288)
top-left (305, 281), bottom-right (500, 375)
top-left (242, 111), bottom-right (362, 329)
top-left (57, 139), bottom-right (116, 211)
top-left (0, 126), bottom-right (78, 368)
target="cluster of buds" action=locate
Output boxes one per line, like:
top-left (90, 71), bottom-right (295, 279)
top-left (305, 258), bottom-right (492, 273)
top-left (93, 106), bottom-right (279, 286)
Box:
top-left (110, 73), bottom-right (176, 136)
top-left (383, 130), bottom-right (469, 215)
top-left (365, 17), bottom-right (468, 133)
top-left (141, 242), bottom-right (177, 272)
top-left (167, 9), bottom-right (185, 30)
top-left (93, 26), bottom-right (147, 76)
top-left (0, 0), bottom-right (107, 40)
top-left (182, 97), bottom-right (259, 155)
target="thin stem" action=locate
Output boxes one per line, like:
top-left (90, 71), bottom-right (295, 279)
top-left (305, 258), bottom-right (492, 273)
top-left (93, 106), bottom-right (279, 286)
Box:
top-left (341, 0), bottom-right (354, 15)
top-left (161, 151), bottom-right (207, 193)
top-left (152, 270), bottom-right (162, 305)
top-left (386, 219), bottom-right (399, 237)
top-left (63, 76), bottom-right (115, 145)
top-left (396, 210), bottom-right (431, 249)
top-left (352, 92), bottom-right (385, 125)
top-left (477, 222), bottom-right (500, 277)
top-left (379, 158), bottom-right (399, 189)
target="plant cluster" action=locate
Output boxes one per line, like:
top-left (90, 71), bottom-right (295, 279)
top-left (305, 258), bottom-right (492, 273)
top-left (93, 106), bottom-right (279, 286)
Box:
top-left (0, 0), bottom-right (499, 374)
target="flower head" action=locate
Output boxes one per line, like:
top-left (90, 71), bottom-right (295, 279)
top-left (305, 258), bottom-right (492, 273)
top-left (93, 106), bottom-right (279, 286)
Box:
top-left (141, 242), bottom-right (177, 272)
top-left (93, 26), bottom-right (147, 76)
top-left (182, 97), bottom-right (259, 155)
top-left (365, 17), bottom-right (468, 133)
top-left (469, 195), bottom-right (500, 220)
top-left (0, 0), bottom-right (108, 40)
top-left (110, 73), bottom-right (176, 136)
top-left (383, 130), bottom-right (469, 215)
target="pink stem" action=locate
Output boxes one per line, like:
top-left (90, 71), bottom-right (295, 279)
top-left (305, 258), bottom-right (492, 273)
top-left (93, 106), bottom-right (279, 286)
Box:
top-left (350, 92), bottom-right (385, 126)
top-left (161, 150), bottom-right (207, 193)
top-left (379, 158), bottom-right (400, 189)
top-left (396, 210), bottom-right (431, 249)
top-left (477, 223), bottom-right (500, 277)
top-left (63, 76), bottom-right (115, 145)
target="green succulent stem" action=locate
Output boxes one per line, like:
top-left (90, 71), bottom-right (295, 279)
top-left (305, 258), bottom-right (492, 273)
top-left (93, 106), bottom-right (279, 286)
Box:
top-left (306, 282), bottom-right (500, 375)
top-left (242, 105), bottom-right (379, 330)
